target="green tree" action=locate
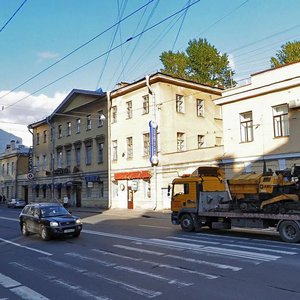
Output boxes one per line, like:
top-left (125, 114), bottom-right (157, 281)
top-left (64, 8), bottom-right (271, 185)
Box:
top-left (160, 38), bottom-right (235, 88)
top-left (271, 41), bottom-right (300, 68)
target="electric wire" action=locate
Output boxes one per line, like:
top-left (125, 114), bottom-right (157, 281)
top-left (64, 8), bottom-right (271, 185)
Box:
top-left (0, 0), bottom-right (156, 102)
top-left (95, 0), bottom-right (128, 89)
top-left (4, 0), bottom-right (202, 111)
top-left (112, 0), bottom-right (160, 87)
top-left (172, 0), bottom-right (192, 51)
top-left (0, 0), bottom-right (28, 33)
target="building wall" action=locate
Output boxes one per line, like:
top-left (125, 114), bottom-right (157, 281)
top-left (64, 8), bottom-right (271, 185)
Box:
top-left (29, 91), bottom-right (109, 208)
top-left (215, 62), bottom-right (300, 179)
top-left (110, 74), bottom-right (223, 210)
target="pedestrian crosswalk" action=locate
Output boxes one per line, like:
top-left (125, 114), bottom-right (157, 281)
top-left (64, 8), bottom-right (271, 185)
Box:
top-left (2, 230), bottom-right (300, 299)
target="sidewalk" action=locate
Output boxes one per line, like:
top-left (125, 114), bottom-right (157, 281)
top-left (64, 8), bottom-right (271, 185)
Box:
top-left (71, 207), bottom-right (171, 220)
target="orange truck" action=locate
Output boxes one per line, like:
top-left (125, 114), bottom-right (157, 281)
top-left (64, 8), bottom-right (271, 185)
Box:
top-left (170, 166), bottom-right (300, 243)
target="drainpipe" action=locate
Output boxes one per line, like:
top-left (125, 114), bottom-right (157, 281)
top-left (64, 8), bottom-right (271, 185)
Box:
top-left (146, 75), bottom-right (158, 210)
top-left (106, 91), bottom-right (112, 209)
top-left (46, 117), bottom-right (55, 202)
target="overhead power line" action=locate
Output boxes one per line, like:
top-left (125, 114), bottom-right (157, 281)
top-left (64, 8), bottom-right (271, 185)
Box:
top-left (0, 0), bottom-right (156, 102)
top-left (0, 0), bottom-right (28, 33)
top-left (4, 0), bottom-right (202, 111)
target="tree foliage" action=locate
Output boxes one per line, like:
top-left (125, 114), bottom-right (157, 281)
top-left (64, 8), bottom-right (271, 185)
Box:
top-left (271, 41), bottom-right (300, 68)
top-left (160, 38), bottom-right (235, 88)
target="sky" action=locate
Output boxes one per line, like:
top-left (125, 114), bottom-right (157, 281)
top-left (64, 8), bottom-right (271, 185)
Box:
top-left (1, 0), bottom-right (300, 147)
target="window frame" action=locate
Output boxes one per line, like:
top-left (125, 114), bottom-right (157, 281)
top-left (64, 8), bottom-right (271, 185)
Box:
top-left (240, 111), bottom-right (253, 143)
top-left (273, 104), bottom-right (289, 137)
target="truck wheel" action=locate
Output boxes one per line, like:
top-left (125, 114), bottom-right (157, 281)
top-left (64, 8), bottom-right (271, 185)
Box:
top-left (180, 214), bottom-right (195, 232)
top-left (279, 221), bottom-right (300, 243)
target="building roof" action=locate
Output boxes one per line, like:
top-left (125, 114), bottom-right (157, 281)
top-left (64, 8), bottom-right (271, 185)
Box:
top-left (110, 72), bottom-right (223, 98)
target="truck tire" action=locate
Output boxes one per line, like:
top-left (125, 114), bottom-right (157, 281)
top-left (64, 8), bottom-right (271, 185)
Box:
top-left (279, 221), bottom-right (300, 243)
top-left (180, 214), bottom-right (195, 232)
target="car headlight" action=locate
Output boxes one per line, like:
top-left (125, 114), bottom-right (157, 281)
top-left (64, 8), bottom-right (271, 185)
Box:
top-left (75, 219), bottom-right (82, 225)
top-left (50, 221), bottom-right (59, 227)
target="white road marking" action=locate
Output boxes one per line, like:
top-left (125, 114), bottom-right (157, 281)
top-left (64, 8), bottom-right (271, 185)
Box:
top-left (114, 265), bottom-right (194, 287)
top-left (114, 245), bottom-right (165, 256)
top-left (139, 225), bottom-right (172, 229)
top-left (0, 272), bottom-right (49, 300)
top-left (221, 243), bottom-right (298, 255)
top-left (10, 286), bottom-right (49, 300)
top-left (148, 239), bottom-right (281, 261)
top-left (65, 252), bottom-right (116, 267)
top-left (0, 238), bottom-right (52, 256)
top-left (0, 217), bottom-right (18, 222)
top-left (53, 279), bottom-right (111, 300)
top-left (112, 244), bottom-right (240, 272)
top-left (10, 263), bottom-right (110, 300)
top-left (0, 273), bottom-right (20, 288)
top-left (165, 254), bottom-right (242, 271)
top-left (142, 260), bottom-right (218, 280)
top-left (92, 249), bottom-right (142, 261)
top-left (40, 257), bottom-right (88, 272)
top-left (168, 236), bottom-right (220, 245)
top-left (84, 272), bottom-right (162, 298)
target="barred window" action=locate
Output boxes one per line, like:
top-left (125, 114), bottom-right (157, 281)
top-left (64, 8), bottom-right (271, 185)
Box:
top-left (177, 132), bottom-right (185, 152)
top-left (176, 94), bottom-right (184, 113)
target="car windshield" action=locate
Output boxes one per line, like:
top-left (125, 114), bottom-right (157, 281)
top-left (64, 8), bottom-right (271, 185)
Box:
top-left (40, 206), bottom-right (70, 217)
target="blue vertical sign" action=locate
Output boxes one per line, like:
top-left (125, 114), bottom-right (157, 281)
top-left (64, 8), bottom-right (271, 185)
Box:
top-left (149, 120), bottom-right (159, 165)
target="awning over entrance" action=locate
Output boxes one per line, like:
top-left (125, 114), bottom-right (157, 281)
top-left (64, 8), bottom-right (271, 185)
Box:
top-left (114, 170), bottom-right (151, 180)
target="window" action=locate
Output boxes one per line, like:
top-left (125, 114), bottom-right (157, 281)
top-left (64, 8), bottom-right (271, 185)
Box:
top-left (112, 140), bottom-right (118, 161)
top-left (126, 101), bottom-right (132, 119)
top-left (66, 122), bottom-right (71, 136)
top-left (43, 130), bottom-right (47, 143)
top-left (98, 110), bottom-right (104, 127)
top-left (127, 137), bottom-right (133, 159)
top-left (1, 164), bottom-right (4, 175)
top-left (198, 135), bottom-right (205, 148)
top-left (176, 94), bottom-right (184, 113)
top-left (75, 146), bottom-right (81, 167)
top-left (196, 99), bottom-right (204, 116)
top-left (58, 125), bottom-right (62, 139)
top-left (240, 111), bottom-right (253, 142)
top-left (76, 119), bottom-right (81, 134)
top-left (11, 162), bottom-right (14, 175)
top-left (177, 132), bottom-right (185, 152)
top-left (85, 143), bottom-right (92, 165)
top-left (143, 133), bottom-right (150, 156)
top-left (50, 127), bottom-right (54, 142)
top-left (42, 155), bottom-right (47, 171)
top-left (87, 115), bottom-right (92, 130)
top-left (215, 136), bottom-right (222, 146)
top-left (36, 156), bottom-right (40, 172)
top-left (57, 150), bottom-right (62, 168)
top-left (98, 142), bottom-right (104, 163)
top-left (99, 181), bottom-right (104, 198)
top-left (112, 106), bottom-right (117, 123)
top-left (278, 159), bottom-right (286, 170)
top-left (143, 95), bottom-right (149, 114)
top-left (66, 149), bottom-right (71, 168)
top-left (36, 133), bottom-right (40, 145)
top-left (173, 183), bottom-right (189, 196)
top-left (273, 104), bottom-right (289, 137)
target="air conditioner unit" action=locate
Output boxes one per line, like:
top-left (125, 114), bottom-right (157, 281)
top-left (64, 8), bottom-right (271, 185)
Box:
top-left (289, 99), bottom-right (300, 109)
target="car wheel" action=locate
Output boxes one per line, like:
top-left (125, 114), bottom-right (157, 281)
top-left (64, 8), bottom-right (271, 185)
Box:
top-left (72, 232), bottom-right (80, 238)
top-left (22, 222), bottom-right (29, 236)
top-left (40, 226), bottom-right (50, 241)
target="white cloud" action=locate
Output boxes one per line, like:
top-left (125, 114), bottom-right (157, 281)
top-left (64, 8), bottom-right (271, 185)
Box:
top-left (228, 54), bottom-right (235, 70)
top-left (37, 51), bottom-right (60, 63)
top-left (0, 90), bottom-right (67, 146)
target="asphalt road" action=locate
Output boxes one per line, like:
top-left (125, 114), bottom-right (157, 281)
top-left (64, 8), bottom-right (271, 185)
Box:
top-left (1, 205), bottom-right (300, 300)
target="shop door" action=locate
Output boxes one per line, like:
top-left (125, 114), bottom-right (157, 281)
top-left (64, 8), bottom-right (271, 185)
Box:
top-left (127, 187), bottom-right (134, 209)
